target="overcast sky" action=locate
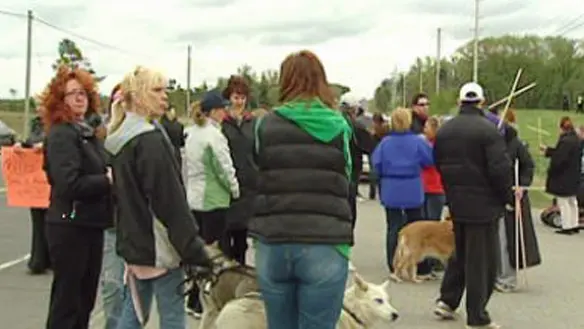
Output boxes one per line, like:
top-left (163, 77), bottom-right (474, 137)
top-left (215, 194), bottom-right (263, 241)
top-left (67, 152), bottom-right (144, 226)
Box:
top-left (0, 0), bottom-right (580, 99)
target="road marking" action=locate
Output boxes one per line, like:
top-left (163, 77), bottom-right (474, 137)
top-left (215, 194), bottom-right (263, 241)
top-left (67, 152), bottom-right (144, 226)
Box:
top-left (0, 254), bottom-right (30, 272)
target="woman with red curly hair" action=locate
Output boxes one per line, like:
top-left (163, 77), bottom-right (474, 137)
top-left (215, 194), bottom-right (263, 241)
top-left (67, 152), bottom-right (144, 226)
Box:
top-left (221, 75), bottom-right (256, 265)
top-left (42, 66), bottom-right (114, 329)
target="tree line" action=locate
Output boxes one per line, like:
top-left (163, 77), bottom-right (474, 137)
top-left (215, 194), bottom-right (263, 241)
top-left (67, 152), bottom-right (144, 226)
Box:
top-left (3, 35), bottom-right (583, 116)
top-left (374, 35), bottom-right (584, 114)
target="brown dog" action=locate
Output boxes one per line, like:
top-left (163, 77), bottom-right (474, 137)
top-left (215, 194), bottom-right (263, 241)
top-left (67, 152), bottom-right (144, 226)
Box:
top-left (392, 216), bottom-right (454, 283)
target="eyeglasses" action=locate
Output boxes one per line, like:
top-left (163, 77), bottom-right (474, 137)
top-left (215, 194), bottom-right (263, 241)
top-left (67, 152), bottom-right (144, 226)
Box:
top-left (65, 90), bottom-right (87, 98)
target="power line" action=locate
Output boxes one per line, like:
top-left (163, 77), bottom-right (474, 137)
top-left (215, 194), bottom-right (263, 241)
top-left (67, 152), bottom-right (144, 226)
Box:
top-left (560, 19), bottom-right (584, 36)
top-left (0, 8), bottom-right (27, 19)
top-left (33, 15), bottom-right (156, 60)
top-left (554, 13), bottom-right (584, 35)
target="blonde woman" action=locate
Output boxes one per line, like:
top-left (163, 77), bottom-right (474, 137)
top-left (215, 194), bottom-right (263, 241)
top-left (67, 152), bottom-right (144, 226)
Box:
top-left (103, 66), bottom-right (212, 329)
top-left (183, 90), bottom-right (240, 317)
top-left (371, 107), bottom-right (434, 280)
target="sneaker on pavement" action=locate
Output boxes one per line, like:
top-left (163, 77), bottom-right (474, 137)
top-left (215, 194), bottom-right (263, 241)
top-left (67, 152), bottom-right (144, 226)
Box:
top-left (494, 282), bottom-right (515, 293)
top-left (434, 300), bottom-right (456, 320)
top-left (466, 322), bottom-right (501, 329)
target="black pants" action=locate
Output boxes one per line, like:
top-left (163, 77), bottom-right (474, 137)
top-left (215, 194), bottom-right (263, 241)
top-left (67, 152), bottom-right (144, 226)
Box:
top-left (348, 182), bottom-right (358, 229)
top-left (439, 221), bottom-right (499, 326)
top-left (187, 209), bottom-right (229, 311)
top-left (28, 208), bottom-right (50, 272)
top-left (225, 228), bottom-right (248, 265)
top-left (45, 224), bottom-right (104, 329)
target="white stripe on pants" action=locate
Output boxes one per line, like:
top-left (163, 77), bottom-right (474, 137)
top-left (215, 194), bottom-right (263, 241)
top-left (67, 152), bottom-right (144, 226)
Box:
top-left (556, 196), bottom-right (579, 230)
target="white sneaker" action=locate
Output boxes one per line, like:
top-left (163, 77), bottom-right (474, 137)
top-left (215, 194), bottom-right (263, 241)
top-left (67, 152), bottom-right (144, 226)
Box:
top-left (434, 300), bottom-right (456, 320)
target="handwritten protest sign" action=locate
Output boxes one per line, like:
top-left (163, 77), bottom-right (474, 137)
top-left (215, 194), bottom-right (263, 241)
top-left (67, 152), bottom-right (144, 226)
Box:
top-left (1, 146), bottom-right (50, 208)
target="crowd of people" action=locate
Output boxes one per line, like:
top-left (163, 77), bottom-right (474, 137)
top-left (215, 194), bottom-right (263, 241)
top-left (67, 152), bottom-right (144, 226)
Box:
top-left (11, 48), bottom-right (584, 329)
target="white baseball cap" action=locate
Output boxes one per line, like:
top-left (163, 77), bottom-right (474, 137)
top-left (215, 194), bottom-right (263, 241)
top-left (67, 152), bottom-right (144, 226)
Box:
top-left (340, 93), bottom-right (361, 109)
top-left (459, 82), bottom-right (484, 102)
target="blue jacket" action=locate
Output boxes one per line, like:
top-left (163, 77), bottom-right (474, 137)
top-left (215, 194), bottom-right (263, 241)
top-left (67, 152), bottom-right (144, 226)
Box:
top-left (372, 131), bottom-right (434, 209)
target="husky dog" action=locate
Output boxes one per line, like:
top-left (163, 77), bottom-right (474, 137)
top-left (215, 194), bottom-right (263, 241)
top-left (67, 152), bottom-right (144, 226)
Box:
top-left (194, 242), bottom-right (258, 329)
top-left (214, 267), bottom-right (399, 329)
top-left (392, 215), bottom-right (454, 283)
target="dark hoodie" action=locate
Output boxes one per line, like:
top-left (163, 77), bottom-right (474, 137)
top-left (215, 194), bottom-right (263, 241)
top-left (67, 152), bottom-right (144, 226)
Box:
top-left (103, 112), bottom-right (210, 268)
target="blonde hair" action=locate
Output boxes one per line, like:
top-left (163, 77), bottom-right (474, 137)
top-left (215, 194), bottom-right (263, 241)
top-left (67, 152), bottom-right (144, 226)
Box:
top-left (391, 107), bottom-right (412, 132)
top-left (108, 66), bottom-right (167, 134)
top-left (190, 101), bottom-right (207, 127)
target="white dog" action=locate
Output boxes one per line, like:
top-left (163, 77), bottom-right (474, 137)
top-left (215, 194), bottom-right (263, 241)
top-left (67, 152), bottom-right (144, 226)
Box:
top-left (213, 265), bottom-right (399, 329)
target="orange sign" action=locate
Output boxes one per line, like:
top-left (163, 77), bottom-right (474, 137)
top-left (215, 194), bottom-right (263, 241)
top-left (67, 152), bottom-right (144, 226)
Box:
top-left (1, 146), bottom-right (50, 208)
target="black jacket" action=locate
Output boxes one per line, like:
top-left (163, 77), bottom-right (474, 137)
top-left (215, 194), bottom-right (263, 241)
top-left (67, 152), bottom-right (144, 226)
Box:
top-left (44, 122), bottom-right (113, 228)
top-left (104, 113), bottom-right (209, 268)
top-left (221, 112), bottom-right (257, 229)
top-left (344, 114), bottom-right (375, 183)
top-left (434, 104), bottom-right (513, 223)
top-left (159, 115), bottom-right (185, 166)
top-left (545, 129), bottom-right (582, 197)
top-left (249, 112), bottom-right (353, 244)
top-left (504, 125), bottom-right (535, 188)
top-left (410, 111), bottom-right (426, 134)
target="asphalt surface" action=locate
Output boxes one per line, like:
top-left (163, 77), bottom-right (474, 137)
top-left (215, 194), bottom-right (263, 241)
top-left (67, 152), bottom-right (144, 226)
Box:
top-left (0, 184), bottom-right (583, 329)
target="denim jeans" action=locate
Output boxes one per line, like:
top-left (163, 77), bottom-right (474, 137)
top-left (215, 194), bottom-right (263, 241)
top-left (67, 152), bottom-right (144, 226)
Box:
top-left (423, 193), bottom-right (446, 220)
top-left (255, 242), bottom-right (348, 329)
top-left (117, 268), bottom-right (185, 329)
top-left (385, 207), bottom-right (431, 274)
top-left (100, 228), bottom-right (125, 329)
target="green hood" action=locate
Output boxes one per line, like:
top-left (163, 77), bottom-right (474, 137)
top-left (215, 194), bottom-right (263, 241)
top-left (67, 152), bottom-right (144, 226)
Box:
top-left (275, 99), bottom-right (353, 178)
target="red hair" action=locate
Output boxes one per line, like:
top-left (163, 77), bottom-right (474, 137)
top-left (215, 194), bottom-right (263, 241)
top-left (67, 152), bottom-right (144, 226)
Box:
top-left (41, 65), bottom-right (101, 133)
top-left (278, 50), bottom-right (335, 108)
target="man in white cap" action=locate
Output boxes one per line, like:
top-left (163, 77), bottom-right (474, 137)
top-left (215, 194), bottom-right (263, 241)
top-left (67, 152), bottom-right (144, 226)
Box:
top-left (431, 82), bottom-right (513, 329)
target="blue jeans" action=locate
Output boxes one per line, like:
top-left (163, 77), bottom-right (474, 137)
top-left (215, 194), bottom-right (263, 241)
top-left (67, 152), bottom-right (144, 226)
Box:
top-left (255, 242), bottom-right (348, 329)
top-left (385, 207), bottom-right (431, 274)
top-left (117, 268), bottom-right (185, 329)
top-left (100, 228), bottom-right (125, 329)
top-left (423, 193), bottom-right (446, 220)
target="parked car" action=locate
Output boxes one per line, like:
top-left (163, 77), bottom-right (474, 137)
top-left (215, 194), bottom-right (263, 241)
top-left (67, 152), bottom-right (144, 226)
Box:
top-left (0, 120), bottom-right (16, 148)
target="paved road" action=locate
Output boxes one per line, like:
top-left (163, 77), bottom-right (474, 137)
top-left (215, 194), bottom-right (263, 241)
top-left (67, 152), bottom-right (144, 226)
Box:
top-left (1, 186), bottom-right (583, 329)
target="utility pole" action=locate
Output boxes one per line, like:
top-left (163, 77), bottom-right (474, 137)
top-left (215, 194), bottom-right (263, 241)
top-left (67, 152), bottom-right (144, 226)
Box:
top-left (436, 27), bottom-right (442, 94)
top-left (418, 58), bottom-right (423, 92)
top-left (473, 0), bottom-right (480, 82)
top-left (391, 66), bottom-right (398, 109)
top-left (401, 73), bottom-right (407, 107)
top-left (186, 45), bottom-right (192, 115)
top-left (23, 10), bottom-right (33, 139)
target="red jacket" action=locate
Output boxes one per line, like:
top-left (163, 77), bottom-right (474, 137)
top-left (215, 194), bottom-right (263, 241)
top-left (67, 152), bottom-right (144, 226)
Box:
top-left (422, 139), bottom-right (444, 194)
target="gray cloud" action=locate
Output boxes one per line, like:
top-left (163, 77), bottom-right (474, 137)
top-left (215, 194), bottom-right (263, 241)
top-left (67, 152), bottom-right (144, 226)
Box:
top-left (174, 17), bottom-right (374, 46)
top-left (182, 0), bottom-right (240, 8)
top-left (444, 11), bottom-right (550, 41)
top-left (257, 20), bottom-right (373, 46)
top-left (399, 0), bottom-right (531, 18)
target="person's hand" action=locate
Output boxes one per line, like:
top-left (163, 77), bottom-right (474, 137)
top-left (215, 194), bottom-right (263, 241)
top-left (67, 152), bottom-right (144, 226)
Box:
top-left (106, 167), bottom-right (113, 184)
top-left (12, 142), bottom-right (23, 153)
top-left (32, 142), bottom-right (43, 152)
top-left (539, 144), bottom-right (547, 155)
top-left (514, 186), bottom-right (524, 200)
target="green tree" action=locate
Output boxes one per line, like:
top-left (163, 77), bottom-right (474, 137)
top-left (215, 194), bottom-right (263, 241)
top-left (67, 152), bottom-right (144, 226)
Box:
top-left (52, 38), bottom-right (105, 82)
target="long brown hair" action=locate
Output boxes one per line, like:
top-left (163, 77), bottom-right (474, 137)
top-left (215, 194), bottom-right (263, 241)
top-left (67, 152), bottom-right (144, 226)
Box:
top-left (222, 75), bottom-right (250, 99)
top-left (41, 65), bottom-right (101, 133)
top-left (278, 50), bottom-right (335, 108)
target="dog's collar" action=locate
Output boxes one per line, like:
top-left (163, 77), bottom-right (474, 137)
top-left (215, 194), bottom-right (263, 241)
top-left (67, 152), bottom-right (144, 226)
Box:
top-left (343, 304), bottom-right (365, 327)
